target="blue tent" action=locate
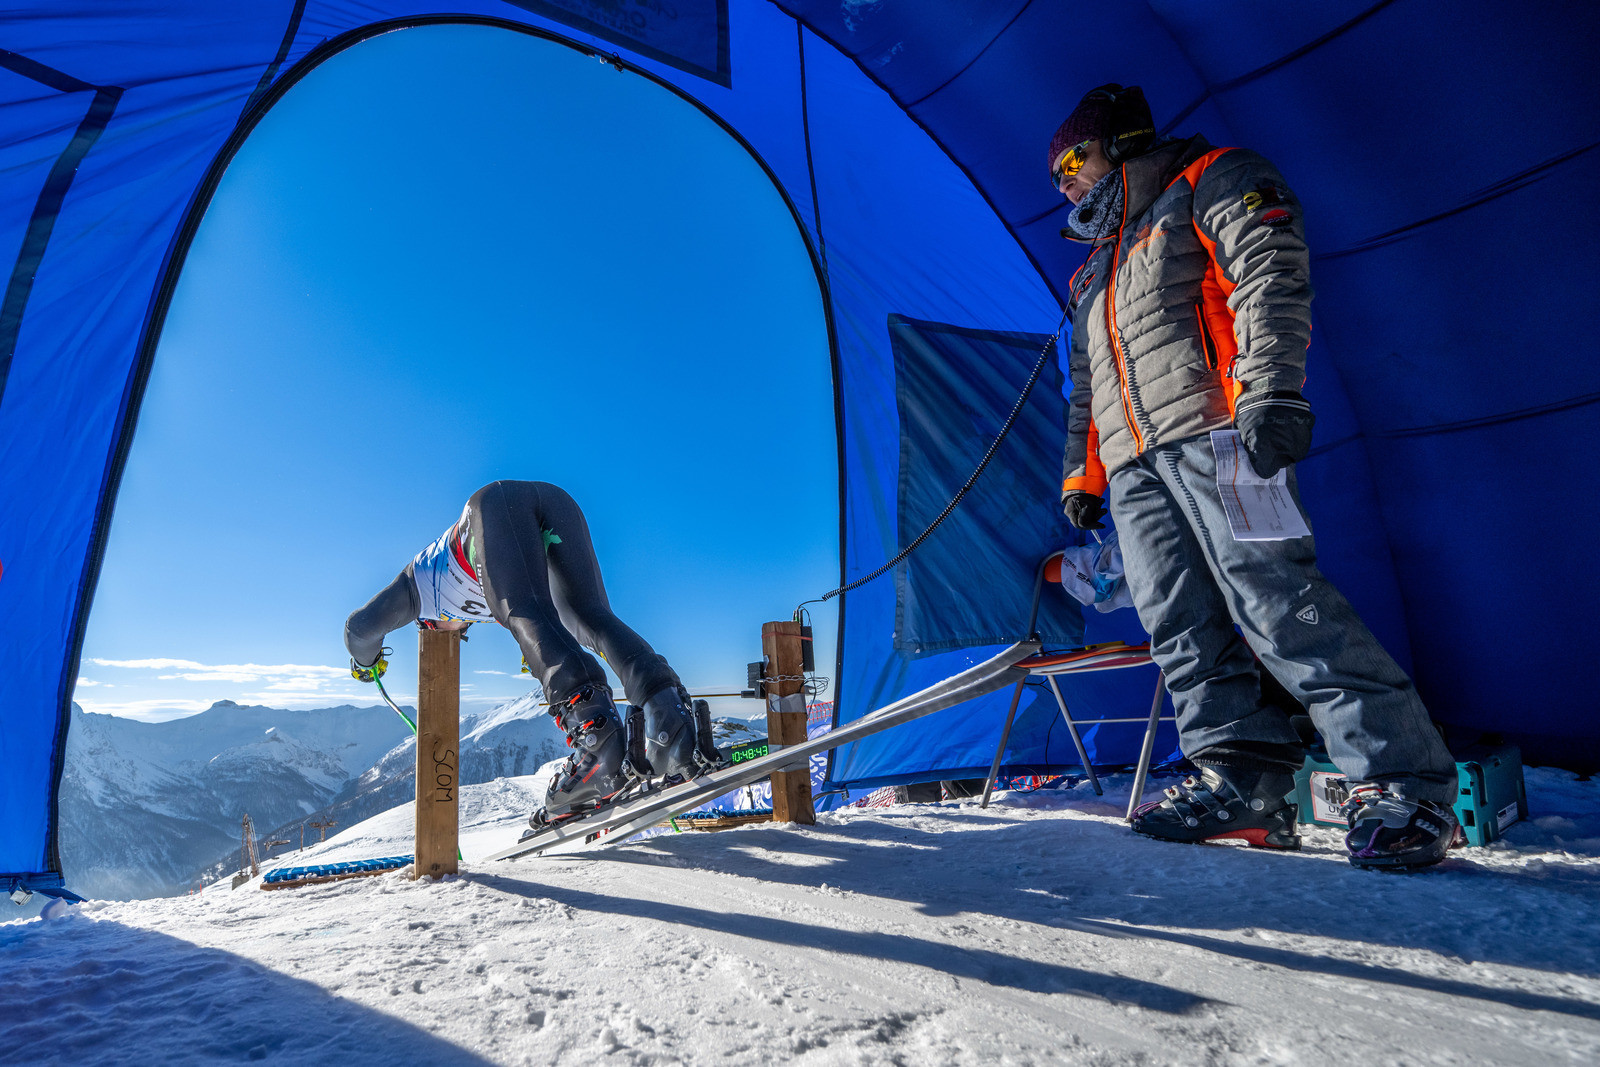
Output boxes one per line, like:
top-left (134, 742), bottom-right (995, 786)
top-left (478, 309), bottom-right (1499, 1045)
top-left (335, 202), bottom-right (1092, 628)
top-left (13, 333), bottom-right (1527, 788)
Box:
top-left (3, 1), bottom-right (1596, 893)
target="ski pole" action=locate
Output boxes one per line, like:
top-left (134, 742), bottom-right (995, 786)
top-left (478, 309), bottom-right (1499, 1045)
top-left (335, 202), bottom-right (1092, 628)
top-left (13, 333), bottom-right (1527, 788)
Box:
top-left (373, 674), bottom-right (417, 734)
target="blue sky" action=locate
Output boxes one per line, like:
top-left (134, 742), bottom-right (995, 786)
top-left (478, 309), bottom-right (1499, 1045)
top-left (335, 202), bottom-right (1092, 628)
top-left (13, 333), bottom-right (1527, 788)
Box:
top-left (73, 25), bottom-right (837, 723)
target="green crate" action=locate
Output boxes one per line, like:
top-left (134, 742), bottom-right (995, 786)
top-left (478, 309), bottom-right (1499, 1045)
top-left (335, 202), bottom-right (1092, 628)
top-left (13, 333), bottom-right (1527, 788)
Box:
top-left (1290, 744), bottom-right (1526, 847)
top-left (1452, 745), bottom-right (1528, 846)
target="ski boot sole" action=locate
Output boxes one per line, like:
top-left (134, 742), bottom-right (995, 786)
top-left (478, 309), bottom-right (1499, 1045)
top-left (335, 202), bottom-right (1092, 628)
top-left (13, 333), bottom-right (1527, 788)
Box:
top-left (1130, 823), bottom-right (1302, 850)
top-left (1347, 845), bottom-right (1452, 871)
top-left (534, 780), bottom-right (629, 823)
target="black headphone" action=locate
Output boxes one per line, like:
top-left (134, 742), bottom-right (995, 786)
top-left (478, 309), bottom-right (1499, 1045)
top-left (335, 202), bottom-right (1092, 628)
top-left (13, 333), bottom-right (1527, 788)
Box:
top-left (1086, 84), bottom-right (1157, 165)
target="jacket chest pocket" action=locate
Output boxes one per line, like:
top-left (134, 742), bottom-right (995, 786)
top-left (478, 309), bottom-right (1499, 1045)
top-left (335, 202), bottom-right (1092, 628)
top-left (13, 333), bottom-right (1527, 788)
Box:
top-left (1070, 254), bottom-right (1105, 308)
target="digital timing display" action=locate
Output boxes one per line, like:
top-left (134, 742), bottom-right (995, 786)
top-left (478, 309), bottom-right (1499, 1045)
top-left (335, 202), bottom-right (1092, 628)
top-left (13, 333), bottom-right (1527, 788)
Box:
top-left (729, 739), bottom-right (769, 763)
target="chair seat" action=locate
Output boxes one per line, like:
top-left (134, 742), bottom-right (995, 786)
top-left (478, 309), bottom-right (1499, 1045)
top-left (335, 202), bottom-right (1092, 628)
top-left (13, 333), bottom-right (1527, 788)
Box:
top-left (981, 555), bottom-right (1171, 820)
top-left (1017, 641), bottom-right (1153, 675)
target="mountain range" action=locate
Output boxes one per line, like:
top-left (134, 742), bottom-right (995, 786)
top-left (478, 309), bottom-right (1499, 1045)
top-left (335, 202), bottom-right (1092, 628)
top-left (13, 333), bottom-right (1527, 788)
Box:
top-left (60, 694), bottom-right (762, 900)
top-left (59, 696), bottom-right (565, 899)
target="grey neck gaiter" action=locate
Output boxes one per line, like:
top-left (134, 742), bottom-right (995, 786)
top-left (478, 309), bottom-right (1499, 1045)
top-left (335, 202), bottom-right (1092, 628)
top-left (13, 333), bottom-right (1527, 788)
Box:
top-left (1066, 168), bottom-right (1125, 241)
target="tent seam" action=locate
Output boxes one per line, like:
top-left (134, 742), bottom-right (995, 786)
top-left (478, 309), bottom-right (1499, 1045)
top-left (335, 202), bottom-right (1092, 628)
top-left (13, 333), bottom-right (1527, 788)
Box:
top-left (901, 0), bottom-right (1035, 110)
top-left (241, 0), bottom-right (310, 120)
top-left (1156, 0), bottom-right (1404, 136)
top-left (1317, 140), bottom-right (1600, 260)
top-left (768, 0), bottom-right (1064, 306)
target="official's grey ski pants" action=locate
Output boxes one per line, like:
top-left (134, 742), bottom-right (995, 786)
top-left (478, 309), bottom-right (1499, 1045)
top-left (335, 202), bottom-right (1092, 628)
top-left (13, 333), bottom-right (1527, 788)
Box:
top-left (466, 480), bottom-right (681, 707)
top-left (1107, 435), bottom-right (1457, 805)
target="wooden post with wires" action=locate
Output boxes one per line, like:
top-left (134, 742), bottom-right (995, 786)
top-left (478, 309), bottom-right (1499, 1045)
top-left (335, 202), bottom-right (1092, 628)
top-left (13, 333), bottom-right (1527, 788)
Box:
top-left (762, 620), bottom-right (814, 824)
top-left (415, 627), bottom-right (460, 879)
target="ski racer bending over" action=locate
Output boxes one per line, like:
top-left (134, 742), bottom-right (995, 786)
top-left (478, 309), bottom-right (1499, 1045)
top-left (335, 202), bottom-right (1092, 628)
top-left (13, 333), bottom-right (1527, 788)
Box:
top-left (344, 480), bottom-right (718, 827)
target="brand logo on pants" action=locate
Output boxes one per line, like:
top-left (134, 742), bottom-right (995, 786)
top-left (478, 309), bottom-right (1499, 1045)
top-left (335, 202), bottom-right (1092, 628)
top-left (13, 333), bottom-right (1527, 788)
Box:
top-left (1296, 605), bottom-right (1319, 625)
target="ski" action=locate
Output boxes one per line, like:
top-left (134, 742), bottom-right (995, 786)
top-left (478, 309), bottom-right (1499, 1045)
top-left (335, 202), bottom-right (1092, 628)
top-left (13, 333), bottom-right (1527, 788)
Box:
top-left (485, 638), bottom-right (1039, 861)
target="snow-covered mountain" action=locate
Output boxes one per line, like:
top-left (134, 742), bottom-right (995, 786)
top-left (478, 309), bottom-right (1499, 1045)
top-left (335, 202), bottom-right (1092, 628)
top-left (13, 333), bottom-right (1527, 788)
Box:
top-left (59, 699), bottom-right (423, 900)
top-left (245, 693), bottom-right (573, 865)
top-left (62, 694), bottom-right (767, 901)
top-left (248, 700), bottom-right (762, 869)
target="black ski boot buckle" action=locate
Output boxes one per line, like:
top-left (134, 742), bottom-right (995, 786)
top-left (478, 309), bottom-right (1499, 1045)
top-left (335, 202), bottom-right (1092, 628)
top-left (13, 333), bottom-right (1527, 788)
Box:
top-left (1132, 770), bottom-right (1302, 850)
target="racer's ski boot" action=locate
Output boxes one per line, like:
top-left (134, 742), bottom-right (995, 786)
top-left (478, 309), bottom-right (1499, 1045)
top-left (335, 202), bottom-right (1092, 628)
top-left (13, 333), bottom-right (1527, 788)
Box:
top-left (1342, 784), bottom-right (1460, 871)
top-left (640, 685), bottom-right (704, 780)
top-left (1130, 763), bottom-right (1301, 849)
top-left (691, 698), bottom-right (727, 769)
top-left (533, 684), bottom-right (627, 825)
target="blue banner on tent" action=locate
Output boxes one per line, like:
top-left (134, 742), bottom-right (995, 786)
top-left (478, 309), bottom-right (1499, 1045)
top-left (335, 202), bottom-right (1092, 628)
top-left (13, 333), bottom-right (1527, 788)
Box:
top-left (504, 0), bottom-right (730, 86)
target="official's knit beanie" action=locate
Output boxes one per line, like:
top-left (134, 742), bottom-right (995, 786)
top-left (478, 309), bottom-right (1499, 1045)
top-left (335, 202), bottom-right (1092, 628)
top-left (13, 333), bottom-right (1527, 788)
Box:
top-left (1047, 83), bottom-right (1154, 174)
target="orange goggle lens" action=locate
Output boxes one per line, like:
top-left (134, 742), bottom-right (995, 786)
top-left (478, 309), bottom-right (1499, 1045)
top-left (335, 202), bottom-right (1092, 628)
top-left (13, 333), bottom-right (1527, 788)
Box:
top-left (1051, 140), bottom-right (1091, 187)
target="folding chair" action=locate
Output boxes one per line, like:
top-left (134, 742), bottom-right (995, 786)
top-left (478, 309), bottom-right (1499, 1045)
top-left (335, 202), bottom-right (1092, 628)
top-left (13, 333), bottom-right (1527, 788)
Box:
top-left (979, 551), bottom-right (1174, 820)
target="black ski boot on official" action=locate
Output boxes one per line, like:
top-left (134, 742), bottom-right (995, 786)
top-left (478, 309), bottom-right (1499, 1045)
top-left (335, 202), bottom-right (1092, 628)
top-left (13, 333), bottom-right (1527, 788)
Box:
top-left (639, 685), bottom-right (711, 780)
top-left (532, 684), bottom-right (627, 826)
top-left (1342, 784), bottom-right (1460, 871)
top-left (1130, 763), bottom-right (1301, 849)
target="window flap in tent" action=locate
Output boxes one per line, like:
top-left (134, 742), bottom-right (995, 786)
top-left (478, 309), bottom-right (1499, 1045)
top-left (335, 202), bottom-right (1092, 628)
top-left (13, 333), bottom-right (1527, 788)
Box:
top-left (888, 313), bottom-right (1081, 656)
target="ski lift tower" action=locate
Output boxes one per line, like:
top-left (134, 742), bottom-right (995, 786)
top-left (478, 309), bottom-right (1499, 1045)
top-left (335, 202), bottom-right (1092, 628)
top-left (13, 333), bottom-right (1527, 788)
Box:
top-left (231, 814), bottom-right (261, 889)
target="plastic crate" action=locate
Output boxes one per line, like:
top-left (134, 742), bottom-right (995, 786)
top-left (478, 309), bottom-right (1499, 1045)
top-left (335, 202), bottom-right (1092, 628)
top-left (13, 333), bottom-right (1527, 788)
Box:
top-left (1452, 745), bottom-right (1528, 846)
top-left (1290, 744), bottom-right (1526, 847)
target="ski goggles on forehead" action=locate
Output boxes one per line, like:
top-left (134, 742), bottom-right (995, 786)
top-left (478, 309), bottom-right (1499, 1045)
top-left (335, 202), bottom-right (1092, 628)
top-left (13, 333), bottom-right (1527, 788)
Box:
top-left (1051, 140), bottom-right (1092, 187)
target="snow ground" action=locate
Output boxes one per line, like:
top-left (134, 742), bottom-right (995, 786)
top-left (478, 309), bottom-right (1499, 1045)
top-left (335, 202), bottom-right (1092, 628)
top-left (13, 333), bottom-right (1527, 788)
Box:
top-left (4, 768), bottom-right (1598, 1066)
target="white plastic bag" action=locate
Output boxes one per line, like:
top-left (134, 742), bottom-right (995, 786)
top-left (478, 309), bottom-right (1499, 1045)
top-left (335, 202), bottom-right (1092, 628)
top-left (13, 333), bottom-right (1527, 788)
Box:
top-left (1057, 530), bottom-right (1135, 613)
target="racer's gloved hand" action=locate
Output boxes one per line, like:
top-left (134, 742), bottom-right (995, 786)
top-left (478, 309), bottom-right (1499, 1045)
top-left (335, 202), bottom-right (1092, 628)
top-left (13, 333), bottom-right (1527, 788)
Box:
top-left (1235, 390), bottom-right (1315, 478)
top-left (350, 651), bottom-right (389, 684)
top-left (1062, 490), bottom-right (1107, 530)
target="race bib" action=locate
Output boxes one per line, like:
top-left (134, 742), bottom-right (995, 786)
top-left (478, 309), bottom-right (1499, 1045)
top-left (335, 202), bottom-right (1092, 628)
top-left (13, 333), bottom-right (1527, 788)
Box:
top-left (412, 509), bottom-right (494, 623)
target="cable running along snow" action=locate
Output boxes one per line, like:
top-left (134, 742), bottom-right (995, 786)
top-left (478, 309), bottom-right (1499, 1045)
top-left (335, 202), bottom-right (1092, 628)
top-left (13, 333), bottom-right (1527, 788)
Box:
top-left (798, 315), bottom-right (1067, 617)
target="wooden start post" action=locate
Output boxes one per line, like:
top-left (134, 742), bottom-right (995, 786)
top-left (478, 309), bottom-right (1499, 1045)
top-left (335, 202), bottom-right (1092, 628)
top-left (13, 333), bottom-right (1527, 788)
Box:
top-left (762, 620), bottom-right (815, 824)
top-left (415, 627), bottom-right (460, 879)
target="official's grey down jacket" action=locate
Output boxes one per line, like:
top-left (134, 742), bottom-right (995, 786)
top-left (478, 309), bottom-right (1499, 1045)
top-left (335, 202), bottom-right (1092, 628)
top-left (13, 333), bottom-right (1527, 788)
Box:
top-left (1060, 135), bottom-right (1314, 497)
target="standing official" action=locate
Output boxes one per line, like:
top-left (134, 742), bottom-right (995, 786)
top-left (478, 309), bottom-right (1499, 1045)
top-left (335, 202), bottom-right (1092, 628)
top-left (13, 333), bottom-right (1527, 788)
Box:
top-left (1050, 85), bottom-right (1458, 869)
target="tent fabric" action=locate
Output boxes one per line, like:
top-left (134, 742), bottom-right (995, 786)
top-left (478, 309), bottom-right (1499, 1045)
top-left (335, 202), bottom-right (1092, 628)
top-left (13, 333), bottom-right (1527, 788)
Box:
top-left (1, 1), bottom-right (1596, 884)
top-left (888, 314), bottom-right (1082, 657)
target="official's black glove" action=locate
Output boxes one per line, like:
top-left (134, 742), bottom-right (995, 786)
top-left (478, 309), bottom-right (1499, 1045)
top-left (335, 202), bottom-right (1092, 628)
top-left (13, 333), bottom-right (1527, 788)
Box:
top-left (1062, 490), bottom-right (1107, 531)
top-left (1234, 390), bottom-right (1315, 478)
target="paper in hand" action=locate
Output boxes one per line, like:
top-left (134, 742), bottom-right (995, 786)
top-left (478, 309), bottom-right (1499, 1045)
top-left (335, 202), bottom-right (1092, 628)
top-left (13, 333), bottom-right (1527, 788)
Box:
top-left (1210, 430), bottom-right (1312, 542)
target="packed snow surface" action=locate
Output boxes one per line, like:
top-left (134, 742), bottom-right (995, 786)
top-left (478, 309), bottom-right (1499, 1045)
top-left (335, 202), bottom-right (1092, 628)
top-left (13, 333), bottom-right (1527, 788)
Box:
top-left (4, 768), bottom-right (1599, 1065)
